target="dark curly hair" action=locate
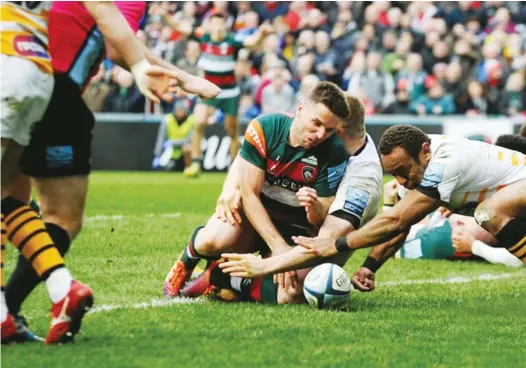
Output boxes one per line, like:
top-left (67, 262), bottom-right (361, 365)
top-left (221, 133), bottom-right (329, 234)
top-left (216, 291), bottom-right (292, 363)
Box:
top-left (309, 81), bottom-right (350, 121)
top-left (495, 134), bottom-right (526, 154)
top-left (379, 125), bottom-right (431, 161)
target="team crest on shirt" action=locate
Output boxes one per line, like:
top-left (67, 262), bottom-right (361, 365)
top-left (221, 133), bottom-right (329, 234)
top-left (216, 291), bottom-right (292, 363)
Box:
top-left (13, 35), bottom-right (48, 58)
top-left (302, 166), bottom-right (316, 182)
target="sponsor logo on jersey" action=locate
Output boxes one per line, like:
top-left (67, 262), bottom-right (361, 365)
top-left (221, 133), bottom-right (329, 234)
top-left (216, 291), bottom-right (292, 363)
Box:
top-left (13, 35), bottom-right (48, 58)
top-left (302, 166), bottom-right (316, 182)
top-left (343, 187), bottom-right (370, 219)
top-left (328, 162), bottom-right (346, 189)
top-left (301, 155), bottom-right (318, 166)
top-left (420, 162), bottom-right (446, 188)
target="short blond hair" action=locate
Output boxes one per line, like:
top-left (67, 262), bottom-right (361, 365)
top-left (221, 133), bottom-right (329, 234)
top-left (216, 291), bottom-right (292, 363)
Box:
top-left (340, 94), bottom-right (366, 139)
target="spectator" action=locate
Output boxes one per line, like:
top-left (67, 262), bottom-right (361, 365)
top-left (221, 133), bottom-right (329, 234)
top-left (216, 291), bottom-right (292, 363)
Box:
top-left (82, 64), bottom-right (110, 113)
top-left (289, 53), bottom-right (315, 91)
top-left (409, 82), bottom-right (455, 115)
top-left (433, 62), bottom-right (448, 86)
top-left (175, 39), bottom-right (201, 76)
top-left (381, 30), bottom-right (398, 56)
top-left (238, 93), bottom-right (261, 124)
top-left (261, 68), bottom-right (296, 114)
top-left (381, 37), bottom-right (411, 76)
top-left (424, 41), bottom-right (451, 74)
top-left (342, 51), bottom-right (366, 90)
top-left (461, 80), bottom-right (489, 115)
top-left (500, 72), bottom-right (525, 116)
top-left (313, 30), bottom-right (339, 82)
top-left (294, 73), bottom-right (320, 108)
top-left (153, 99), bottom-right (194, 172)
top-left (396, 53), bottom-right (427, 101)
top-left (348, 51), bottom-right (395, 112)
top-left (384, 79), bottom-right (411, 115)
top-left (234, 10), bottom-right (259, 42)
top-left (444, 62), bottom-right (468, 110)
top-left (102, 67), bottom-right (145, 113)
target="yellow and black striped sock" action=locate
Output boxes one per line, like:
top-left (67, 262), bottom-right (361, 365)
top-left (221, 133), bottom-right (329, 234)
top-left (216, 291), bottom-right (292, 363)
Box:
top-left (496, 219), bottom-right (526, 263)
top-left (1, 214), bottom-right (6, 291)
top-left (3, 197), bottom-right (64, 278)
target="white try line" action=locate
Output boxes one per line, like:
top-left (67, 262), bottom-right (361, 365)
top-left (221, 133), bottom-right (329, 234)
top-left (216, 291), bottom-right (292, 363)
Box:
top-left (88, 271), bottom-right (524, 315)
top-left (85, 213), bottom-right (181, 223)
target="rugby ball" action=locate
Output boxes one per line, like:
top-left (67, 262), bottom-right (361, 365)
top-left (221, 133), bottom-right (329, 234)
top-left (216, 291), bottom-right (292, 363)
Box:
top-left (303, 263), bottom-right (351, 309)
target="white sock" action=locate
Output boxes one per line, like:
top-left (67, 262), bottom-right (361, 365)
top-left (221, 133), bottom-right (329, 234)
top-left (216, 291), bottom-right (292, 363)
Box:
top-left (1, 291), bottom-right (8, 323)
top-left (46, 268), bottom-right (73, 303)
top-left (230, 277), bottom-right (243, 292)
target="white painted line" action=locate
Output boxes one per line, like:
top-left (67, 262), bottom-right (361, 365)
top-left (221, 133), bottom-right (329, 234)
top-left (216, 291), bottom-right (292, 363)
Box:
top-left (88, 297), bottom-right (203, 314)
top-left (379, 271), bottom-right (523, 287)
top-left (85, 213), bottom-right (180, 222)
top-left (88, 272), bottom-right (523, 315)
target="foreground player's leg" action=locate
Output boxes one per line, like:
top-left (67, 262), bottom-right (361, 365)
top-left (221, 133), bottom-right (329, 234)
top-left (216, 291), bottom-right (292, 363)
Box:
top-left (164, 216), bottom-right (253, 297)
top-left (1, 213), bottom-right (18, 344)
top-left (182, 261), bottom-right (279, 304)
top-left (2, 196), bottom-right (92, 344)
top-left (475, 180), bottom-right (526, 263)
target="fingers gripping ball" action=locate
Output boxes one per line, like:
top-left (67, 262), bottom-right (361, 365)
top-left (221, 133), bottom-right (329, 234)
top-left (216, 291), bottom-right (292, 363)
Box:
top-left (303, 263), bottom-right (351, 310)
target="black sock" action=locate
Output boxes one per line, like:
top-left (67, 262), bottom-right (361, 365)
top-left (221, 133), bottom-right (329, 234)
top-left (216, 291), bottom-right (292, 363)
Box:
top-left (496, 219), bottom-right (526, 262)
top-left (191, 158), bottom-right (201, 165)
top-left (5, 223), bottom-right (70, 315)
top-left (180, 226), bottom-right (205, 269)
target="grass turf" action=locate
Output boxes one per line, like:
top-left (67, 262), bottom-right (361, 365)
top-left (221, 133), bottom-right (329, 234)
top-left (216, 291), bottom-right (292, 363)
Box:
top-left (2, 172), bottom-right (525, 368)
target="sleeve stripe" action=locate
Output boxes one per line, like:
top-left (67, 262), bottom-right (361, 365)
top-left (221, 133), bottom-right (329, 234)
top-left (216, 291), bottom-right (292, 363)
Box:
top-left (244, 119), bottom-right (267, 158)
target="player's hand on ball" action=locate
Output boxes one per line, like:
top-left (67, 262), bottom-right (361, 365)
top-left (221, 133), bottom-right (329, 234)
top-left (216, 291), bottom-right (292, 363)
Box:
top-left (451, 225), bottom-right (475, 254)
top-left (292, 236), bottom-right (337, 258)
top-left (215, 188), bottom-right (242, 225)
top-left (219, 253), bottom-right (266, 278)
top-left (351, 267), bottom-right (375, 292)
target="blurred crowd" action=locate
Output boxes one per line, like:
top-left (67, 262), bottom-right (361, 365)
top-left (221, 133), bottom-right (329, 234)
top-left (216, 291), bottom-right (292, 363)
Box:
top-left (84, 1), bottom-right (526, 120)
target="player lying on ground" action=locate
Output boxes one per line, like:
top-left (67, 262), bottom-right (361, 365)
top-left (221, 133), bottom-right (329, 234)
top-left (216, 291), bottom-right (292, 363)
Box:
top-left (292, 125), bottom-right (526, 292)
top-left (163, 82), bottom-right (351, 304)
top-left (1, 1), bottom-right (220, 345)
top-left (180, 94), bottom-right (385, 304)
top-left (387, 182), bottom-right (523, 267)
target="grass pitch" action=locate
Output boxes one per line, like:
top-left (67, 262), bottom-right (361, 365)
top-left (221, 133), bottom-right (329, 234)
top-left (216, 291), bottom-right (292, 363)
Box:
top-left (2, 172), bottom-right (525, 368)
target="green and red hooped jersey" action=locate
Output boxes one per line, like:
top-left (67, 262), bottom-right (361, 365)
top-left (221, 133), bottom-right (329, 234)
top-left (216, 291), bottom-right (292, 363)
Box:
top-left (240, 112), bottom-right (348, 228)
top-left (193, 30), bottom-right (243, 99)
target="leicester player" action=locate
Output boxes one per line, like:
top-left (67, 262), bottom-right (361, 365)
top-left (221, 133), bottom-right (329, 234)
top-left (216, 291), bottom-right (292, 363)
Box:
top-left (163, 81), bottom-right (350, 302)
top-left (210, 95), bottom-right (384, 304)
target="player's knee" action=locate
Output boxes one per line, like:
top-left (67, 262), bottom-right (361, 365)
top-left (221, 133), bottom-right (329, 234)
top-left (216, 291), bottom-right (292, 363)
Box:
top-left (474, 203), bottom-right (508, 235)
top-left (194, 225), bottom-right (232, 256)
top-left (43, 209), bottom-right (83, 240)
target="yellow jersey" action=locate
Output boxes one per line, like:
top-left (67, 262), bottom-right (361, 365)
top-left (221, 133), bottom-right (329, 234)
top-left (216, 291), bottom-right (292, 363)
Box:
top-left (0, 1), bottom-right (52, 73)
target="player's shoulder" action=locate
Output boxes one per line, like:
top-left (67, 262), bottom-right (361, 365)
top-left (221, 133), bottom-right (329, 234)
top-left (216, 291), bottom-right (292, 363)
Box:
top-left (320, 134), bottom-right (348, 164)
top-left (254, 112), bottom-right (294, 131)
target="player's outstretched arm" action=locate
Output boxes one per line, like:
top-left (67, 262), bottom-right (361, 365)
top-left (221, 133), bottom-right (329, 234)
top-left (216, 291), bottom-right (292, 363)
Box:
top-left (239, 157), bottom-right (291, 255)
top-left (220, 214), bottom-right (357, 278)
top-left (85, 1), bottom-right (172, 102)
top-left (142, 48), bottom-right (221, 99)
top-left (294, 189), bottom-right (441, 258)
